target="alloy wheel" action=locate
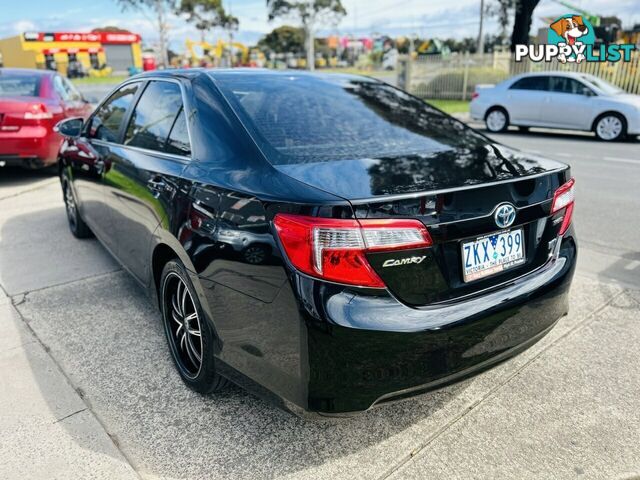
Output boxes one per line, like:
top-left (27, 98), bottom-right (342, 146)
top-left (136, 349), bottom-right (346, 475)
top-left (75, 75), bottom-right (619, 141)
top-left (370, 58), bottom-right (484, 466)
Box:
top-left (486, 110), bottom-right (507, 132)
top-left (596, 115), bottom-right (623, 141)
top-left (163, 272), bottom-right (203, 378)
top-left (64, 182), bottom-right (78, 229)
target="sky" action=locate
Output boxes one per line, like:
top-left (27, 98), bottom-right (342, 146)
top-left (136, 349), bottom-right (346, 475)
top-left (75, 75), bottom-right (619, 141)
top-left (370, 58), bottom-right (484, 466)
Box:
top-left (0, 0), bottom-right (639, 51)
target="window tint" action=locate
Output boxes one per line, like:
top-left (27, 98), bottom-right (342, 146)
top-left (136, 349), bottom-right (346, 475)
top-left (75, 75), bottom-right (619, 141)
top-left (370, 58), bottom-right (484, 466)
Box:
top-left (165, 108), bottom-right (191, 156)
top-left (0, 74), bottom-right (41, 97)
top-left (124, 81), bottom-right (183, 153)
top-left (214, 73), bottom-right (488, 165)
top-left (510, 76), bottom-right (548, 91)
top-left (90, 83), bottom-right (139, 142)
top-left (549, 76), bottom-right (590, 95)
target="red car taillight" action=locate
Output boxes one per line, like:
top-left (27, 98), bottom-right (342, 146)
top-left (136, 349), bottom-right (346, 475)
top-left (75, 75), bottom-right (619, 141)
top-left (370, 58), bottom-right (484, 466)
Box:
top-left (551, 178), bottom-right (575, 236)
top-left (471, 92), bottom-right (479, 100)
top-left (23, 103), bottom-right (53, 121)
top-left (273, 214), bottom-right (433, 288)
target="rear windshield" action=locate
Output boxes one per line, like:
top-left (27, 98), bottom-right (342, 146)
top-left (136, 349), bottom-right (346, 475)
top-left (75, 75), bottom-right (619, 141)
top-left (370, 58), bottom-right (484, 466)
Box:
top-left (0, 74), bottom-right (41, 97)
top-left (213, 73), bottom-right (486, 165)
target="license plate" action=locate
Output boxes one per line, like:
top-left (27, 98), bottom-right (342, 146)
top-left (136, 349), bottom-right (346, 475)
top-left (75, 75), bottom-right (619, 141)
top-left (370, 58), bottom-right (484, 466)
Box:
top-left (461, 229), bottom-right (525, 282)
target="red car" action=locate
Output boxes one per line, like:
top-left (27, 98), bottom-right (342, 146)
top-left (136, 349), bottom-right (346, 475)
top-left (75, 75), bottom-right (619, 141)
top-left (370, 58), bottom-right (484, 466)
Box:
top-left (0, 68), bottom-right (92, 169)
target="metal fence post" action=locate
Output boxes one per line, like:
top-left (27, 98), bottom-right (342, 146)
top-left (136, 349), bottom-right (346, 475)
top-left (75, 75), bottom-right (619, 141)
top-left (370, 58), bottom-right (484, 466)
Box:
top-left (461, 51), bottom-right (470, 100)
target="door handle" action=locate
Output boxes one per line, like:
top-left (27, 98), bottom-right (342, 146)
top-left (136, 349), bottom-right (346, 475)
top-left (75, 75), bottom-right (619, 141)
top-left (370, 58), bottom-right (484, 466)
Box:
top-left (148, 177), bottom-right (167, 197)
top-left (148, 177), bottom-right (166, 189)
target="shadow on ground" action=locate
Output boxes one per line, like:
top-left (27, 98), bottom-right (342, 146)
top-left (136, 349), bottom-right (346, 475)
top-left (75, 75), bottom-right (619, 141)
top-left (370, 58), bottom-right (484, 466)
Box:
top-left (0, 166), bottom-right (57, 196)
top-left (2, 205), bottom-right (468, 479)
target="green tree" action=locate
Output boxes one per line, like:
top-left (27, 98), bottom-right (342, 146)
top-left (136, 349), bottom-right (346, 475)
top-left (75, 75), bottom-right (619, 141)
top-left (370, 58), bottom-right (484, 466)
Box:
top-left (488, 0), bottom-right (516, 45)
top-left (266, 0), bottom-right (346, 70)
top-left (257, 25), bottom-right (305, 54)
top-left (178, 0), bottom-right (239, 41)
top-left (115, 0), bottom-right (174, 67)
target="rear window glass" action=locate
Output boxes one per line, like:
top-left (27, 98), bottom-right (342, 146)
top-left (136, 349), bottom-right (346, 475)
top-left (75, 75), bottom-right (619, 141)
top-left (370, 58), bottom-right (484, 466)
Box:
top-left (0, 74), bottom-right (41, 97)
top-left (213, 73), bottom-right (486, 165)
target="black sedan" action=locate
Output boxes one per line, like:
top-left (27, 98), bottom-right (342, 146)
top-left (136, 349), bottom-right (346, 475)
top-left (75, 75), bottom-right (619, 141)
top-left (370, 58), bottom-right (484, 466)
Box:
top-left (56, 69), bottom-right (577, 416)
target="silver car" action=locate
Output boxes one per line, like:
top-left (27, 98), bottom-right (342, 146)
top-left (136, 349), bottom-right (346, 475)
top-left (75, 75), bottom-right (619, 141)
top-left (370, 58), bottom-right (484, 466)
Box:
top-left (470, 71), bottom-right (640, 141)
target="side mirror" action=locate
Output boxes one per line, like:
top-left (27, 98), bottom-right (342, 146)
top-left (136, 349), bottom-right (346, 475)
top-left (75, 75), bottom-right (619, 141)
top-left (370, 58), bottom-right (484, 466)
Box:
top-left (54, 117), bottom-right (84, 138)
top-left (582, 87), bottom-right (595, 97)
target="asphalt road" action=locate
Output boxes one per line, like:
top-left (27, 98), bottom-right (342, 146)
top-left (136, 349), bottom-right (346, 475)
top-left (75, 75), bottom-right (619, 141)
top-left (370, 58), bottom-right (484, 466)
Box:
top-left (1, 127), bottom-right (639, 479)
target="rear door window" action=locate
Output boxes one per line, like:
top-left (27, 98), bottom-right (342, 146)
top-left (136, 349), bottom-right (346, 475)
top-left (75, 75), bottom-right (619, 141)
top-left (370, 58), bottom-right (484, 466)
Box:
top-left (509, 76), bottom-right (549, 91)
top-left (89, 82), bottom-right (140, 142)
top-left (124, 81), bottom-right (184, 153)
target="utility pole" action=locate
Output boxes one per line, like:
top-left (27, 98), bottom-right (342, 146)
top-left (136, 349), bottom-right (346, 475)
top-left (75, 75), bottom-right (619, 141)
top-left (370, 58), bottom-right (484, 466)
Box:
top-left (477, 0), bottom-right (485, 54)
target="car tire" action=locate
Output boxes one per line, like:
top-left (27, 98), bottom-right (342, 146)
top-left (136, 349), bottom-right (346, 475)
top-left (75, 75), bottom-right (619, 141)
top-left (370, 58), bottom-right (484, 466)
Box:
top-left (485, 107), bottom-right (509, 133)
top-left (242, 244), bottom-right (269, 265)
top-left (594, 113), bottom-right (626, 141)
top-left (62, 177), bottom-right (92, 239)
top-left (160, 260), bottom-right (228, 394)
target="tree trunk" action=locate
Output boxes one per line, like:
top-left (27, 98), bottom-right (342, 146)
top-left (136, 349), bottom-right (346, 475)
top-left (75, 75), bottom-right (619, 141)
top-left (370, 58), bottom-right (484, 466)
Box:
top-left (156, 0), bottom-right (170, 68)
top-left (510, 0), bottom-right (540, 52)
top-left (305, 25), bottom-right (315, 71)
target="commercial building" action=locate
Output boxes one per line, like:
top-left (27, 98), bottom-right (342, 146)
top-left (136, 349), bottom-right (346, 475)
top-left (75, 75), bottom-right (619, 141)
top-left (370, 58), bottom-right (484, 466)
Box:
top-left (0, 31), bottom-right (143, 75)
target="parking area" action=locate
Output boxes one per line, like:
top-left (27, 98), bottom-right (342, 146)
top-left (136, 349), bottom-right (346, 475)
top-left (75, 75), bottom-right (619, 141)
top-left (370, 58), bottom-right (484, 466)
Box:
top-left (1, 130), bottom-right (639, 479)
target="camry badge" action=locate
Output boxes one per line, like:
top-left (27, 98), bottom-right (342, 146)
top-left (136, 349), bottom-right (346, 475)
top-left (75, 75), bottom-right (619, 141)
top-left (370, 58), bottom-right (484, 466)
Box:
top-left (382, 256), bottom-right (427, 268)
top-left (494, 203), bottom-right (516, 229)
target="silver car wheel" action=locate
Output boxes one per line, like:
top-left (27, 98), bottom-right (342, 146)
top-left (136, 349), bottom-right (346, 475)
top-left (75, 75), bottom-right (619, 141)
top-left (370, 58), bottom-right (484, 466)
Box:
top-left (596, 115), bottom-right (623, 141)
top-left (486, 110), bottom-right (507, 132)
top-left (162, 272), bottom-right (203, 379)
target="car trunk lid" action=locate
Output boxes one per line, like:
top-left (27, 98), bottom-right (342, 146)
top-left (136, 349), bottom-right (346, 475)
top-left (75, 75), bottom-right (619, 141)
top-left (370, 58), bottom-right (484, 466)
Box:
top-left (0, 96), bottom-right (55, 131)
top-left (275, 144), bottom-right (571, 307)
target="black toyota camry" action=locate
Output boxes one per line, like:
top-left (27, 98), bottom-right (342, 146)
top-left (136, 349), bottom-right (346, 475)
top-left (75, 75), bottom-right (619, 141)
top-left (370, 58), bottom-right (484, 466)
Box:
top-left (56, 69), bottom-right (577, 416)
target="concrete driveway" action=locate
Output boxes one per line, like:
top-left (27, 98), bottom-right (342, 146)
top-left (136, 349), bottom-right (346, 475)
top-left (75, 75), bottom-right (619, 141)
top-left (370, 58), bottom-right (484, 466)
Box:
top-left (1, 129), bottom-right (639, 479)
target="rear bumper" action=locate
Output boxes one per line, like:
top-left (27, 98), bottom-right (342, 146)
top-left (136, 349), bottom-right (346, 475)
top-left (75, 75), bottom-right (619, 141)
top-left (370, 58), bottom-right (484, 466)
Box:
top-left (202, 231), bottom-right (576, 418)
top-left (0, 126), bottom-right (61, 167)
top-left (469, 100), bottom-right (487, 121)
top-left (295, 233), bottom-right (577, 416)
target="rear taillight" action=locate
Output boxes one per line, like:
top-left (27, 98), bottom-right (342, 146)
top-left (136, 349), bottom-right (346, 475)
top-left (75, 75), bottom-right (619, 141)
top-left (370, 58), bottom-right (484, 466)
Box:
top-left (273, 214), bottom-right (432, 288)
top-left (471, 91), bottom-right (479, 100)
top-left (551, 178), bottom-right (575, 236)
top-left (23, 103), bottom-right (53, 120)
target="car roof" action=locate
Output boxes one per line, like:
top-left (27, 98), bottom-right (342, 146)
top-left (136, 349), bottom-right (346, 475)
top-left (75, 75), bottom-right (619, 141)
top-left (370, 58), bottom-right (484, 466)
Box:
top-left (129, 67), bottom-right (378, 84)
top-left (512, 71), bottom-right (587, 80)
top-left (0, 67), bottom-right (55, 77)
